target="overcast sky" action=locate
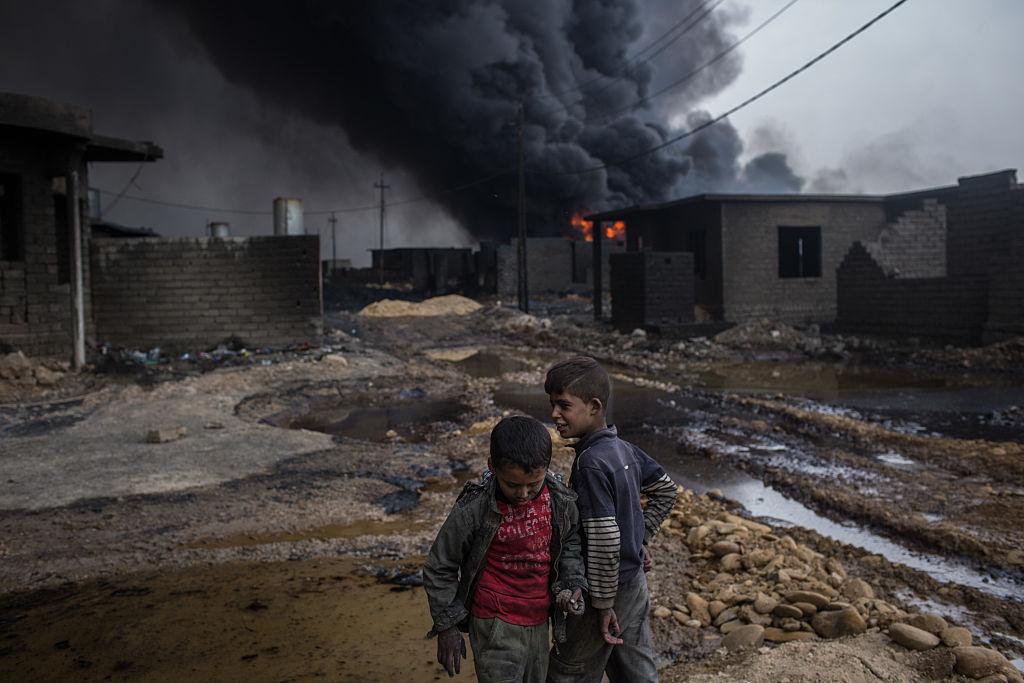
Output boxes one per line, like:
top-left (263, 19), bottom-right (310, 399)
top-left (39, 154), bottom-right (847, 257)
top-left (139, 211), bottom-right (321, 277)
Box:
top-left (1, 0), bottom-right (1021, 265)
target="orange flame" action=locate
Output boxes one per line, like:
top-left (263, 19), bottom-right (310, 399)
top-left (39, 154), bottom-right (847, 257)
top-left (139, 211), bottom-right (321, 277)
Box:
top-left (570, 211), bottom-right (594, 242)
top-left (606, 220), bottom-right (626, 241)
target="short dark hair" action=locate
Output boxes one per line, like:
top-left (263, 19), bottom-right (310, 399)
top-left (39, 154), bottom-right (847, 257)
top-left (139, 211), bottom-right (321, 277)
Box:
top-left (490, 416), bottom-right (551, 471)
top-left (544, 356), bottom-right (611, 410)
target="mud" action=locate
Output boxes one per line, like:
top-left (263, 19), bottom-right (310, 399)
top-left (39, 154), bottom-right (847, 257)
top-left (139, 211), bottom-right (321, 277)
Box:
top-left (1, 302), bottom-right (1023, 680)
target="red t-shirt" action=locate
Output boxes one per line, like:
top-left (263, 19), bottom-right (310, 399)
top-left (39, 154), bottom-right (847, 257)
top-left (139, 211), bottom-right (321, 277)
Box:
top-left (471, 485), bottom-right (552, 626)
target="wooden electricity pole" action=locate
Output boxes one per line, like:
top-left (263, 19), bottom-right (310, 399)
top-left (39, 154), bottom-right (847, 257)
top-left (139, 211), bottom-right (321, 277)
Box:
top-left (374, 173), bottom-right (390, 285)
top-left (516, 104), bottom-right (528, 314)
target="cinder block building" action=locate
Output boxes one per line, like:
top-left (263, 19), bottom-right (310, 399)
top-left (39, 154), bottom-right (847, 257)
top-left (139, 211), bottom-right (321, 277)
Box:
top-left (837, 170), bottom-right (1023, 344)
top-left (0, 91), bottom-right (161, 362)
top-left (496, 237), bottom-right (625, 302)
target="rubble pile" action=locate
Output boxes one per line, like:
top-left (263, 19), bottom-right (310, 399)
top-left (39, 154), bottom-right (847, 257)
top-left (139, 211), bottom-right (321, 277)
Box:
top-left (358, 295), bottom-right (482, 318)
top-left (713, 319), bottom-right (807, 351)
top-left (651, 488), bottom-right (1023, 681)
top-left (915, 336), bottom-right (1024, 371)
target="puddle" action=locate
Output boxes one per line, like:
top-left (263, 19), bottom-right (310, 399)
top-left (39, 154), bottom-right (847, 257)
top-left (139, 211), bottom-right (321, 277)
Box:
top-left (454, 351), bottom-right (533, 378)
top-left (187, 519), bottom-right (432, 550)
top-left (494, 380), bottom-right (1023, 601)
top-left (274, 398), bottom-right (468, 442)
top-left (695, 362), bottom-right (1024, 443)
top-left (876, 452), bottom-right (918, 467)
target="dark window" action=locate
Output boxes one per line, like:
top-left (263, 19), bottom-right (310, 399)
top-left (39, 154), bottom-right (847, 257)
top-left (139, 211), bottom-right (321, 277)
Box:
top-left (0, 174), bottom-right (23, 261)
top-left (778, 226), bottom-right (821, 278)
top-left (53, 194), bottom-right (71, 284)
top-left (684, 229), bottom-right (707, 280)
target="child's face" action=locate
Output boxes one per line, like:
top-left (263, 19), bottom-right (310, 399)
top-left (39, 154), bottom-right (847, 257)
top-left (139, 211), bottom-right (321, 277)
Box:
top-left (549, 390), bottom-right (603, 439)
top-left (489, 461), bottom-right (547, 504)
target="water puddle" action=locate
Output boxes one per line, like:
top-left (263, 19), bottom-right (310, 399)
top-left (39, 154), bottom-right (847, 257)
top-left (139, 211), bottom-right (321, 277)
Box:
top-left (695, 361), bottom-right (1024, 443)
top-left (454, 351), bottom-right (533, 378)
top-left (271, 398), bottom-right (468, 442)
top-left (187, 519), bottom-right (432, 550)
top-left (494, 380), bottom-right (1022, 601)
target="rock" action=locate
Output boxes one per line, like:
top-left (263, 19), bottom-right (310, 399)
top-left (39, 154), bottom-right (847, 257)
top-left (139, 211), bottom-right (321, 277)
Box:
top-left (721, 624), bottom-right (764, 651)
top-left (792, 602), bottom-right (818, 617)
top-left (719, 620), bottom-right (743, 635)
top-left (780, 618), bottom-right (803, 632)
top-left (652, 606), bottom-right (672, 619)
top-left (0, 351), bottom-right (32, 379)
top-left (753, 593), bottom-right (777, 615)
top-left (825, 557), bottom-right (847, 579)
top-left (671, 610), bottom-right (689, 625)
top-left (824, 601), bottom-right (852, 611)
top-left (708, 600), bottom-right (727, 620)
top-left (763, 627), bottom-right (817, 643)
top-left (940, 626), bottom-right (973, 648)
top-left (743, 548), bottom-right (775, 569)
top-left (713, 607), bottom-right (738, 628)
top-left (686, 593), bottom-right (711, 626)
top-left (889, 623), bottom-right (941, 651)
top-left (385, 429), bottom-right (398, 439)
top-left (811, 607), bottom-right (867, 639)
top-left (772, 604), bottom-right (804, 620)
top-left (33, 366), bottom-right (63, 387)
top-left (707, 488), bottom-right (723, 499)
top-left (687, 525), bottom-right (710, 549)
top-left (841, 578), bottom-right (875, 600)
top-left (323, 353), bottom-right (350, 366)
top-left (720, 553), bottom-right (743, 571)
top-left (954, 647), bottom-right (1014, 680)
top-left (907, 612), bottom-right (948, 635)
top-left (145, 427), bottom-right (187, 444)
top-left (739, 605), bottom-right (772, 626)
top-left (784, 591), bottom-right (830, 609)
top-left (684, 619), bottom-right (702, 628)
top-left (710, 541), bottom-right (740, 557)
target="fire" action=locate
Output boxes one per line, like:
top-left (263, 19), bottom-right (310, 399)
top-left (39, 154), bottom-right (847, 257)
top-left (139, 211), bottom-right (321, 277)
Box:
top-left (570, 211), bottom-right (594, 241)
top-left (569, 212), bottom-right (626, 243)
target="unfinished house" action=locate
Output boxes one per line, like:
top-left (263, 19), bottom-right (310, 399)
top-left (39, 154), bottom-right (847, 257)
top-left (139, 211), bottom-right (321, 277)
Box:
top-left (496, 236), bottom-right (625, 302)
top-left (370, 247), bottom-right (477, 295)
top-left (837, 169), bottom-right (1023, 344)
top-left (0, 91), bottom-right (161, 362)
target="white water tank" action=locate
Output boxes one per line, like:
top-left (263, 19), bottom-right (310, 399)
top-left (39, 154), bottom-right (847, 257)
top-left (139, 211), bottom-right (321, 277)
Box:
top-left (208, 222), bottom-right (230, 237)
top-left (273, 197), bottom-right (304, 235)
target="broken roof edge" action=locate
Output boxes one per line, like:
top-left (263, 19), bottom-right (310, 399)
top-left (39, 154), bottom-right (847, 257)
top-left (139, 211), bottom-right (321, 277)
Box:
top-left (85, 134), bottom-right (163, 163)
top-left (584, 192), bottom-right (887, 221)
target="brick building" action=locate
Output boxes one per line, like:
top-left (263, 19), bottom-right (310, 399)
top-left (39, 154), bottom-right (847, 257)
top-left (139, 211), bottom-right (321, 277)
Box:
top-left (837, 170), bottom-right (1023, 343)
top-left (0, 91), bottom-right (161, 362)
top-left (496, 237), bottom-right (625, 302)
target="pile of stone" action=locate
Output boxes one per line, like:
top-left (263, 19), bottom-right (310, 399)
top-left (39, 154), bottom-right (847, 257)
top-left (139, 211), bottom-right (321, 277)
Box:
top-left (0, 351), bottom-right (65, 387)
top-left (650, 488), bottom-right (1022, 681)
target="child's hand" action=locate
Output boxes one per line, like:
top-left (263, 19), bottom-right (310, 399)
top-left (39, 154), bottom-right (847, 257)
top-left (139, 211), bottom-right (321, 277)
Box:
top-left (598, 608), bottom-right (624, 645)
top-left (556, 588), bottom-right (584, 615)
top-left (642, 545), bottom-right (653, 572)
top-left (436, 627), bottom-right (466, 677)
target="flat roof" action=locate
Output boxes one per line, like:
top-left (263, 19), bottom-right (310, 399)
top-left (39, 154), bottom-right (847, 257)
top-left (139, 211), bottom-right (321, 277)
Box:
top-left (584, 186), bottom-right (959, 221)
top-left (0, 91), bottom-right (162, 163)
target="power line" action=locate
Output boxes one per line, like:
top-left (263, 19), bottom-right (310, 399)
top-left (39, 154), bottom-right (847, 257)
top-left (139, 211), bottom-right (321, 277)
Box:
top-left (528, 0), bottom-right (910, 179)
top-left (540, 0), bottom-right (724, 104)
top-left (93, 166), bottom-right (515, 217)
top-left (583, 0), bottom-right (802, 125)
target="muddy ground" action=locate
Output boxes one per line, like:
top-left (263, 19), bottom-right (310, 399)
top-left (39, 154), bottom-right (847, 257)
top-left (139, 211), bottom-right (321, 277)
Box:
top-left (1, 299), bottom-right (1023, 681)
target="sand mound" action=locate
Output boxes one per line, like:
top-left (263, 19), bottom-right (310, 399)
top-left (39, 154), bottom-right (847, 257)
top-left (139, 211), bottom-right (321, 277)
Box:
top-left (358, 295), bottom-right (482, 318)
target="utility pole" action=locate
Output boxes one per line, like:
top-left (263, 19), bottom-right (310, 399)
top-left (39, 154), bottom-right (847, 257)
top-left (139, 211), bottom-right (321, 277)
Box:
top-left (328, 212), bottom-right (338, 267)
top-left (374, 173), bottom-right (390, 285)
top-left (515, 103), bottom-right (529, 314)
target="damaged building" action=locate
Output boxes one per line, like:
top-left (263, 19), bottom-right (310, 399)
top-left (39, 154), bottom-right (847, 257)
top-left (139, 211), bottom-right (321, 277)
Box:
top-left (0, 92), bottom-right (322, 361)
top-left (587, 170), bottom-right (1024, 340)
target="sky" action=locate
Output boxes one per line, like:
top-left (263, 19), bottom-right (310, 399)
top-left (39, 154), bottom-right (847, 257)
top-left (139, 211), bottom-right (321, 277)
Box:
top-left (0, 0), bottom-right (1021, 266)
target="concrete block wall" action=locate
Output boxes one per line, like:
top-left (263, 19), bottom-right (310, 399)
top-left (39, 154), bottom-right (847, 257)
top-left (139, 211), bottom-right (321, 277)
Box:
top-left (863, 199), bottom-right (947, 278)
top-left (0, 133), bottom-right (88, 357)
top-left (721, 201), bottom-right (887, 324)
top-left (985, 200), bottom-right (1024, 342)
top-left (610, 251), bottom-right (694, 330)
top-left (497, 238), bottom-right (586, 300)
top-left (836, 243), bottom-right (987, 343)
top-left (90, 236), bottom-right (322, 350)
top-left (947, 170), bottom-right (1019, 280)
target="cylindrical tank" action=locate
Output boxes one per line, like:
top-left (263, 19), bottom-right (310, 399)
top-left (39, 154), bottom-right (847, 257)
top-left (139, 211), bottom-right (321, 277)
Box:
top-left (273, 197), bottom-right (304, 235)
top-left (208, 221), bottom-right (230, 237)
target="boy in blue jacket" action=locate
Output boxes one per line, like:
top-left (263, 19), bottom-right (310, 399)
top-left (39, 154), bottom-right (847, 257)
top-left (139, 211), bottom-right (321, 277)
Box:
top-left (544, 356), bottom-right (678, 683)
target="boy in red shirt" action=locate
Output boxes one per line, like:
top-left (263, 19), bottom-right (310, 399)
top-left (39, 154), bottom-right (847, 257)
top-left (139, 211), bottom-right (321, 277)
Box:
top-left (424, 416), bottom-right (588, 682)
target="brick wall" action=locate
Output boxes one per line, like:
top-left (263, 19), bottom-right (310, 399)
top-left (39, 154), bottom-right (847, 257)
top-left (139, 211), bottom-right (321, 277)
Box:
top-left (863, 198), bottom-right (947, 278)
top-left (90, 236), bottom-right (322, 350)
top-left (721, 201), bottom-right (887, 324)
top-left (0, 131), bottom-right (88, 357)
top-left (985, 196), bottom-right (1024, 342)
top-left (497, 238), bottom-right (614, 300)
top-left (610, 251), bottom-right (694, 331)
top-left (836, 243), bottom-right (987, 343)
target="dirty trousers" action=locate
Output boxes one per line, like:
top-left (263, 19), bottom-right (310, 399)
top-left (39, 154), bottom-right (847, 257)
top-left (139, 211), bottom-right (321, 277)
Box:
top-left (469, 616), bottom-right (549, 683)
top-left (546, 570), bottom-right (658, 683)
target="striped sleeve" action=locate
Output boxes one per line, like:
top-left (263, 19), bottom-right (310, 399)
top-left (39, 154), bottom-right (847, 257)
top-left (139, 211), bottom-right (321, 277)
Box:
top-left (641, 472), bottom-right (678, 543)
top-left (582, 516), bottom-right (620, 609)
